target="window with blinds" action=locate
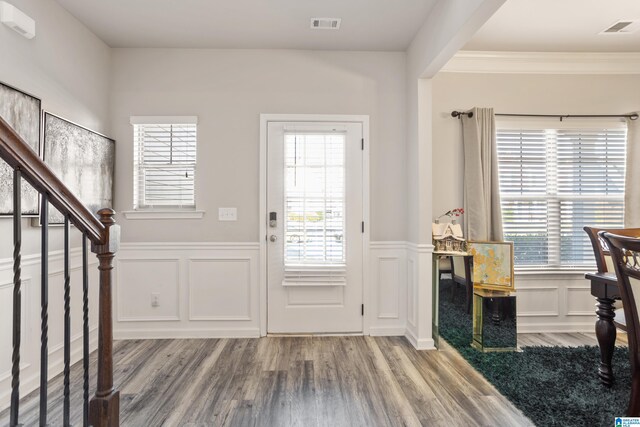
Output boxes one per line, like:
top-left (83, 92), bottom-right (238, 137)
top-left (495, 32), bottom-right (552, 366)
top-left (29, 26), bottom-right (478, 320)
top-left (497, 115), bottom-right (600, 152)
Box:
top-left (496, 123), bottom-right (626, 269)
top-left (132, 117), bottom-right (197, 209)
top-left (284, 133), bottom-right (346, 276)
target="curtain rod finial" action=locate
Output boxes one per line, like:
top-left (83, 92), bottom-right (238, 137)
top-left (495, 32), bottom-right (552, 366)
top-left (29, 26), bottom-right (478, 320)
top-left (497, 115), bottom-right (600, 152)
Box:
top-left (451, 110), bottom-right (473, 119)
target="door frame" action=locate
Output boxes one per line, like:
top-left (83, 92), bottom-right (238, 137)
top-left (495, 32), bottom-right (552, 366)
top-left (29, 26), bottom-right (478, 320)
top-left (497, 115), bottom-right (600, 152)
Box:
top-left (259, 114), bottom-right (370, 336)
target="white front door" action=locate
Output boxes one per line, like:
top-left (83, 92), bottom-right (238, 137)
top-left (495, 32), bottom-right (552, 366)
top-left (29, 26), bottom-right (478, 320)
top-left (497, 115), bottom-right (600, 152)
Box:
top-left (267, 121), bottom-right (364, 333)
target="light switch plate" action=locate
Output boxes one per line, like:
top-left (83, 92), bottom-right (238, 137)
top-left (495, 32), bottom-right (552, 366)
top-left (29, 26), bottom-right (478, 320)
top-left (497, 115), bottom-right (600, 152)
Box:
top-left (218, 207), bottom-right (237, 221)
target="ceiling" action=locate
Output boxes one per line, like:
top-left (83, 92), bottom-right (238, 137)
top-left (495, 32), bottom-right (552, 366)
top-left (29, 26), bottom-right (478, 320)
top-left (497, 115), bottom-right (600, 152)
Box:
top-left (54, 0), bottom-right (437, 51)
top-left (464, 0), bottom-right (640, 52)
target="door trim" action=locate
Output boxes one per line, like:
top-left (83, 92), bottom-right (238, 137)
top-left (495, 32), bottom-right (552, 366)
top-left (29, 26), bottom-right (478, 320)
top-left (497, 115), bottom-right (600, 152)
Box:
top-left (259, 114), bottom-right (370, 336)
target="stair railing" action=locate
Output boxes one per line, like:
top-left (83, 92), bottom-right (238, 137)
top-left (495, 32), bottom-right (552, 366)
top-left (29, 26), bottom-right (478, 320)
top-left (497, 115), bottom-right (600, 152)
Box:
top-left (0, 116), bottom-right (119, 427)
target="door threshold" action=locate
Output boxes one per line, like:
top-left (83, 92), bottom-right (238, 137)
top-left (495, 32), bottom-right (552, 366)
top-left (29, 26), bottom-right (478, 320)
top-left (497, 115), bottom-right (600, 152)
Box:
top-left (267, 332), bottom-right (364, 337)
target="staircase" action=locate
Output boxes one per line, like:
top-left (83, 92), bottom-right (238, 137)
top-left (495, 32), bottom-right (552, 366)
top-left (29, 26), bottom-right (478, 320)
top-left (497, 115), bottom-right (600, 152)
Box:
top-left (0, 116), bottom-right (119, 426)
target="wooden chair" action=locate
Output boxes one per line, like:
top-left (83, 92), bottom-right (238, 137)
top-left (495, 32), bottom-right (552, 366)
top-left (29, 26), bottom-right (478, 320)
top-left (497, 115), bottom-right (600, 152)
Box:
top-left (584, 227), bottom-right (640, 331)
top-left (601, 232), bottom-right (640, 416)
top-left (584, 227), bottom-right (640, 274)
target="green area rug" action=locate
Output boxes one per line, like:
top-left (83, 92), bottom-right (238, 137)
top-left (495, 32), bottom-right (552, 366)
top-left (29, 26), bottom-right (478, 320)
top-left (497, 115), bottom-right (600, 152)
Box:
top-left (439, 280), bottom-right (631, 427)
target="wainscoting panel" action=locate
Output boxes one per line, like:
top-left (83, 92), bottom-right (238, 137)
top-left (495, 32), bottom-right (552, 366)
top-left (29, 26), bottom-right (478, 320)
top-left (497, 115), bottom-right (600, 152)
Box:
top-left (515, 274), bottom-right (595, 333)
top-left (189, 258), bottom-right (252, 321)
top-left (111, 242), bottom-right (598, 343)
top-left (0, 247), bottom-right (99, 413)
top-left (376, 257), bottom-right (401, 319)
top-left (116, 258), bottom-right (181, 322)
top-left (516, 286), bottom-right (560, 317)
top-left (369, 242), bottom-right (407, 336)
top-left (114, 243), bottom-right (260, 339)
top-left (407, 257), bottom-right (417, 329)
top-left (566, 286), bottom-right (596, 317)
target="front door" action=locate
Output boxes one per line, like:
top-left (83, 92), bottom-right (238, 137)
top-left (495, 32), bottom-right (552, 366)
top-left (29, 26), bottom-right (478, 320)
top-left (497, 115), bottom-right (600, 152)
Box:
top-left (267, 121), bottom-right (364, 333)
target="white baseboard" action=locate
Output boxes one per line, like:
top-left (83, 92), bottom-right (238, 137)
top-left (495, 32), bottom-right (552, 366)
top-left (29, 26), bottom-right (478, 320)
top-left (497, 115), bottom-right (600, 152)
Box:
top-left (517, 323), bottom-right (594, 334)
top-left (114, 328), bottom-right (261, 340)
top-left (405, 328), bottom-right (436, 351)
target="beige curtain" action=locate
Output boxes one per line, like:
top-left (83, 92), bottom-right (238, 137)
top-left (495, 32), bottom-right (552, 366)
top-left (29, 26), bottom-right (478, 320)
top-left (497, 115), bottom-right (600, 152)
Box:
top-left (625, 114), bottom-right (640, 227)
top-left (462, 107), bottom-right (503, 241)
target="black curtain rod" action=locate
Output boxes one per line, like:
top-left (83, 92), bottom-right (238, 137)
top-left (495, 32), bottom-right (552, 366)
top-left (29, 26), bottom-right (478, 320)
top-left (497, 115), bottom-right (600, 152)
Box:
top-left (451, 111), bottom-right (639, 121)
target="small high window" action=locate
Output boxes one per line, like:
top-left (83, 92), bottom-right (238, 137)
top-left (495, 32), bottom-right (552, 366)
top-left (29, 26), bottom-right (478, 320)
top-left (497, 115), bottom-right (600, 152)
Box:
top-left (131, 116), bottom-right (197, 210)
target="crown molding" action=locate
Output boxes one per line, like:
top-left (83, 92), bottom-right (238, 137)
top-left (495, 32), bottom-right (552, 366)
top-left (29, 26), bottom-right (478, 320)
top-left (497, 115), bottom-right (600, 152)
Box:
top-left (441, 51), bottom-right (640, 75)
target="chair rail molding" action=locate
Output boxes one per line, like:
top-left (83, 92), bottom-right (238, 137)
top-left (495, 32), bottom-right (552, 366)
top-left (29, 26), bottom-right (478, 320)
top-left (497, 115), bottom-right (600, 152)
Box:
top-left (442, 51), bottom-right (640, 75)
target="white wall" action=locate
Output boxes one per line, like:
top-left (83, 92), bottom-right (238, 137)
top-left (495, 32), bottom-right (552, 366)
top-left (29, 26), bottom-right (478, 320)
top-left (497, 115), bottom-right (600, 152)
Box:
top-left (109, 48), bottom-right (408, 338)
top-left (432, 70), bottom-right (640, 331)
top-left (0, 0), bottom-right (111, 411)
top-left (110, 48), bottom-right (407, 243)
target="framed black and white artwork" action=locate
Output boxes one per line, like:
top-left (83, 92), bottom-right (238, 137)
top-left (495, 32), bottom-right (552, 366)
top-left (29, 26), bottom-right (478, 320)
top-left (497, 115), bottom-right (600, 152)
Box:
top-left (0, 81), bottom-right (42, 216)
top-left (42, 113), bottom-right (115, 224)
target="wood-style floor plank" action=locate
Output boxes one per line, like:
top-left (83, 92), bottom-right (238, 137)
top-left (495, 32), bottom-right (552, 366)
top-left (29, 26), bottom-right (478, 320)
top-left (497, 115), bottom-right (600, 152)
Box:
top-left (8, 334), bottom-right (616, 426)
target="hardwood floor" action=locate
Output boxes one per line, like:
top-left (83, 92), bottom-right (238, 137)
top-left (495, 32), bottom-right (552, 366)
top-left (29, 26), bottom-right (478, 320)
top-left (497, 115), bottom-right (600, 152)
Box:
top-left (2, 336), bottom-right (534, 427)
top-left (1, 332), bottom-right (622, 427)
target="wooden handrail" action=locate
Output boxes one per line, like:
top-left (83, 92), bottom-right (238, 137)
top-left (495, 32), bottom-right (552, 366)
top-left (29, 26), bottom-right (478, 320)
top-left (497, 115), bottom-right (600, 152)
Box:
top-left (0, 116), bottom-right (106, 244)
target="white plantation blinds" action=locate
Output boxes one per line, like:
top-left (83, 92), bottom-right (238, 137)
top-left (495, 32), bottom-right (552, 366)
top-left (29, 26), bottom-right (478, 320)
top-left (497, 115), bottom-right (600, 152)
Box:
top-left (497, 123), bottom-right (626, 269)
top-left (284, 133), bottom-right (346, 271)
top-left (132, 117), bottom-right (197, 209)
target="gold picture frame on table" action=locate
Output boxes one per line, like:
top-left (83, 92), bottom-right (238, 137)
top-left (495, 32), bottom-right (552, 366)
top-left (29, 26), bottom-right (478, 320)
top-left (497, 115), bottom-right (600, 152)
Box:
top-left (467, 241), bottom-right (515, 292)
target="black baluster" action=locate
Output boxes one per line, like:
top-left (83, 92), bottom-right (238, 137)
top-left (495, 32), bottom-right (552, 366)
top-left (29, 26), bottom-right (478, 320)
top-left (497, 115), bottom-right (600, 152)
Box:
top-left (82, 235), bottom-right (89, 427)
top-left (10, 169), bottom-right (22, 427)
top-left (63, 217), bottom-right (71, 426)
top-left (40, 195), bottom-right (48, 427)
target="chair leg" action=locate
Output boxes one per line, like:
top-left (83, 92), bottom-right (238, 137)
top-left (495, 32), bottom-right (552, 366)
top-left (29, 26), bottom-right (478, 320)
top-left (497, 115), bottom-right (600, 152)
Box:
top-left (628, 373), bottom-right (640, 416)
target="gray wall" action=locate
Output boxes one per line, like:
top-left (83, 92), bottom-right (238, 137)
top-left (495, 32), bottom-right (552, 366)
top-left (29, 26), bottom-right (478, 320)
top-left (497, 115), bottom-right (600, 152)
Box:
top-left (0, 0), bottom-right (112, 258)
top-left (432, 72), bottom-right (640, 221)
top-left (110, 48), bottom-right (408, 243)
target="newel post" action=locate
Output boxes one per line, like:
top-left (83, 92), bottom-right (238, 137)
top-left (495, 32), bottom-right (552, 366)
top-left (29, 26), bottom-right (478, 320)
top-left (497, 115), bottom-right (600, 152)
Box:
top-left (89, 209), bottom-right (120, 427)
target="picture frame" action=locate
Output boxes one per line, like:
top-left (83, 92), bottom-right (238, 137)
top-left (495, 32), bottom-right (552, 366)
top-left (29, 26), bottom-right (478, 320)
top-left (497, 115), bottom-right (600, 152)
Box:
top-left (468, 240), bottom-right (515, 292)
top-left (38, 112), bottom-right (115, 225)
top-left (0, 81), bottom-right (42, 216)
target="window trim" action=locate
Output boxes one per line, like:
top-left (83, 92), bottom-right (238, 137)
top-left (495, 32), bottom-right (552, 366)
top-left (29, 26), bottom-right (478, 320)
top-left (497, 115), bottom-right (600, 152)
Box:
top-left (121, 210), bottom-right (205, 220)
top-left (130, 116), bottom-right (199, 214)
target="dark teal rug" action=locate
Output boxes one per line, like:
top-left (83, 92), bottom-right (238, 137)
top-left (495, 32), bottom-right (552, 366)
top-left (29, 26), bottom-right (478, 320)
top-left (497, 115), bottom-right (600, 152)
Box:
top-left (439, 280), bottom-right (631, 427)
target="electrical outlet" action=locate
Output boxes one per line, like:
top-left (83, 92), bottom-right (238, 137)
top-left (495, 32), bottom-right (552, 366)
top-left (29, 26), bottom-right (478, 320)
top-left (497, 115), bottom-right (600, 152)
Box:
top-left (218, 207), bottom-right (237, 221)
top-left (151, 293), bottom-right (160, 307)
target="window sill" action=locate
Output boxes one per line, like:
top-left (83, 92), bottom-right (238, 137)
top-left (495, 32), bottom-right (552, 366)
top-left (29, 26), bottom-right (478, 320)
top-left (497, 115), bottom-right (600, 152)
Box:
top-left (122, 210), bottom-right (205, 220)
top-left (515, 269), bottom-right (591, 277)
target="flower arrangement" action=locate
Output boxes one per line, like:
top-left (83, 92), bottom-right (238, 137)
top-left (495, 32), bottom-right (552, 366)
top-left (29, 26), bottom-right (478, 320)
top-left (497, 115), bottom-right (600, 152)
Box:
top-left (435, 208), bottom-right (464, 223)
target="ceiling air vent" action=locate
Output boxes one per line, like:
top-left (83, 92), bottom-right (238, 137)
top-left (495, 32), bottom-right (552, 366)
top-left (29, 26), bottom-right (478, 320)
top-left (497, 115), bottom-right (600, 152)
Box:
top-left (599, 19), bottom-right (640, 34)
top-left (310, 18), bottom-right (341, 30)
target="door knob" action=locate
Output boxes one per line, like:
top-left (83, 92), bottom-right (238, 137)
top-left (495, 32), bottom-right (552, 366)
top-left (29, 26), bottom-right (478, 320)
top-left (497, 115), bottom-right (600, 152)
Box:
top-left (269, 235), bottom-right (278, 242)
